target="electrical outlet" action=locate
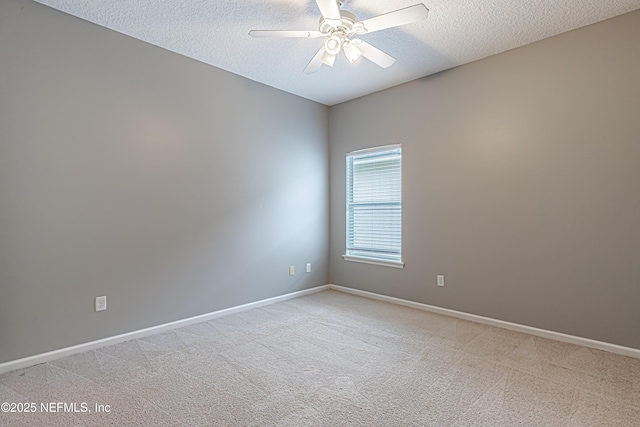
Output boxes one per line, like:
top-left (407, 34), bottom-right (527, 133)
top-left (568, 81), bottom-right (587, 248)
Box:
top-left (95, 296), bottom-right (107, 312)
top-left (437, 275), bottom-right (445, 287)
top-left (306, 263), bottom-right (311, 273)
top-left (289, 266), bottom-right (295, 276)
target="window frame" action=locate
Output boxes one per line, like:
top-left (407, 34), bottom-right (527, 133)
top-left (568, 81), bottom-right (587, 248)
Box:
top-left (343, 144), bottom-right (404, 269)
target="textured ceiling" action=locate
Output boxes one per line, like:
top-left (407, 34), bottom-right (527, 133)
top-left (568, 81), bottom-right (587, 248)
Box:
top-left (35, 0), bottom-right (640, 106)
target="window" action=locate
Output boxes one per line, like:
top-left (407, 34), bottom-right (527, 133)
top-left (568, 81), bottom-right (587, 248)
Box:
top-left (344, 144), bottom-right (403, 268)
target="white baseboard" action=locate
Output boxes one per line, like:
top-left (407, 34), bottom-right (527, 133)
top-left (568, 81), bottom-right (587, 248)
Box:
top-left (329, 284), bottom-right (640, 360)
top-left (3, 282), bottom-right (637, 374)
top-left (0, 285), bottom-right (330, 374)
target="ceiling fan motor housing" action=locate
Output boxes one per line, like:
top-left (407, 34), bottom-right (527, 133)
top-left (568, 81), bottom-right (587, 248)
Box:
top-left (319, 10), bottom-right (357, 36)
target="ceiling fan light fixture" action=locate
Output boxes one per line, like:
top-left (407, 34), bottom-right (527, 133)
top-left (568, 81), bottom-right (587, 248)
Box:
top-left (324, 35), bottom-right (342, 56)
top-left (343, 40), bottom-right (362, 63)
top-left (321, 49), bottom-right (337, 67)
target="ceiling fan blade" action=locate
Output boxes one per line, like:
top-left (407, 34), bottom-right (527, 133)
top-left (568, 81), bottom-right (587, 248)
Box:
top-left (303, 48), bottom-right (326, 74)
top-left (356, 4), bottom-right (428, 34)
top-left (351, 40), bottom-right (396, 68)
top-left (249, 30), bottom-right (323, 38)
top-left (315, 0), bottom-right (342, 21)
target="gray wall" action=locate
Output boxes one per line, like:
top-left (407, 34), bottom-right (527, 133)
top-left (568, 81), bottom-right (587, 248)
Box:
top-left (1, 1), bottom-right (638, 364)
top-left (0, 0), bottom-right (329, 363)
top-left (330, 11), bottom-right (640, 349)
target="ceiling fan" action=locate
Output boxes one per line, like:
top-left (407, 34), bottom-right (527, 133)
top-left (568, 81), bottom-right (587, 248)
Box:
top-left (249, 1), bottom-right (429, 74)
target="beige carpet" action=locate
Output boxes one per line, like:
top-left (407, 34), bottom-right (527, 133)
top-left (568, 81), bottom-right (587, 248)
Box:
top-left (1, 290), bottom-right (639, 426)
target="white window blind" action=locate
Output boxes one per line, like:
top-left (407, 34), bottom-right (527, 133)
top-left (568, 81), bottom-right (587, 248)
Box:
top-left (345, 144), bottom-right (402, 266)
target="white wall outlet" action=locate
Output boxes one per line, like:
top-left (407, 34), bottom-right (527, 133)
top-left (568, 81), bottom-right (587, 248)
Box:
top-left (95, 296), bottom-right (107, 312)
top-left (437, 275), bottom-right (445, 287)
top-left (306, 263), bottom-right (311, 273)
top-left (289, 266), bottom-right (295, 276)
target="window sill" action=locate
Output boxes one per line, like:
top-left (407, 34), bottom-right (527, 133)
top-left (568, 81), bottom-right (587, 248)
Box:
top-left (342, 255), bottom-right (405, 269)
